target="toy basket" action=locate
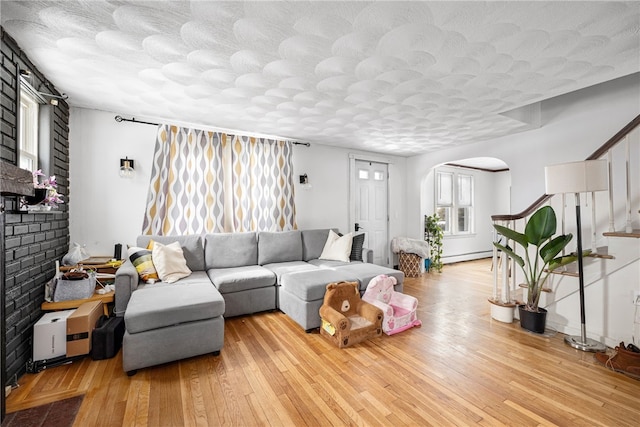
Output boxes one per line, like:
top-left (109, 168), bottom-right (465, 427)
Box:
top-left (398, 251), bottom-right (421, 278)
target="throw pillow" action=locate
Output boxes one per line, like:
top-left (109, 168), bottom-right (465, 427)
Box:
top-left (350, 232), bottom-right (365, 262)
top-left (319, 230), bottom-right (353, 262)
top-left (152, 241), bottom-right (192, 283)
top-left (128, 246), bottom-right (159, 282)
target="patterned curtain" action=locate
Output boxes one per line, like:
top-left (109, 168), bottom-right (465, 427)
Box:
top-left (142, 125), bottom-right (297, 235)
top-left (230, 136), bottom-right (297, 232)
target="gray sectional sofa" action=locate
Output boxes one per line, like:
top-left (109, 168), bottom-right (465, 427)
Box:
top-left (115, 229), bottom-right (404, 374)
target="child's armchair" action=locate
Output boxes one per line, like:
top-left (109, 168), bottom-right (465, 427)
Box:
top-left (319, 281), bottom-right (383, 348)
top-left (363, 275), bottom-right (422, 335)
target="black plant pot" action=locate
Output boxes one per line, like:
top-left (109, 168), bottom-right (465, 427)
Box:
top-left (518, 305), bottom-right (547, 334)
top-left (25, 188), bottom-right (47, 205)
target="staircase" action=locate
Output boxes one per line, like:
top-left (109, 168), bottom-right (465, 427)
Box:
top-left (489, 114), bottom-right (640, 348)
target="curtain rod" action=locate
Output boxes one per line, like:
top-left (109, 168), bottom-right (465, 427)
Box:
top-left (114, 115), bottom-right (310, 146)
top-left (114, 115), bottom-right (159, 126)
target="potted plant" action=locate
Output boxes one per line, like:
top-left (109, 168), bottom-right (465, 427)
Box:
top-left (424, 213), bottom-right (444, 273)
top-left (493, 205), bottom-right (575, 333)
top-left (23, 169), bottom-right (64, 210)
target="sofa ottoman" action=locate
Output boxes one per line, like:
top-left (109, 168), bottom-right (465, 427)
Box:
top-left (123, 277), bottom-right (225, 374)
top-left (334, 263), bottom-right (405, 293)
top-left (278, 269), bottom-right (359, 331)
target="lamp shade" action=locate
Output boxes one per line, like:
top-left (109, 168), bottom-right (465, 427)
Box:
top-left (544, 159), bottom-right (608, 194)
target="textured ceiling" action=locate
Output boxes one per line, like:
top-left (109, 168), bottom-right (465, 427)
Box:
top-left (2, 1), bottom-right (639, 156)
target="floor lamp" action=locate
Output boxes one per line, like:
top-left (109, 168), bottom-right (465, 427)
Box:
top-left (545, 159), bottom-right (607, 352)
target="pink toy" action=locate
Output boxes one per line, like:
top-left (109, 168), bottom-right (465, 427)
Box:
top-left (362, 275), bottom-right (422, 335)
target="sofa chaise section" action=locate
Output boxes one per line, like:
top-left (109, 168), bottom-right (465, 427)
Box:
top-left (123, 276), bottom-right (224, 374)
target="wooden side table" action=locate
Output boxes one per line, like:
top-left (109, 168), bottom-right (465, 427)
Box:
top-left (41, 289), bottom-right (114, 316)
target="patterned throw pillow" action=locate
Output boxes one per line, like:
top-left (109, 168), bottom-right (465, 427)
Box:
top-left (350, 233), bottom-right (365, 262)
top-left (128, 246), bottom-right (159, 282)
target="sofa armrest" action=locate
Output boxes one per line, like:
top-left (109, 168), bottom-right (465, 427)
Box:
top-left (362, 248), bottom-right (373, 263)
top-left (358, 301), bottom-right (384, 325)
top-left (114, 259), bottom-right (140, 317)
top-left (319, 305), bottom-right (350, 332)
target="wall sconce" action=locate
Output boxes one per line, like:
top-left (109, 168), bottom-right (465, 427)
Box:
top-left (299, 173), bottom-right (312, 189)
top-left (119, 157), bottom-right (135, 179)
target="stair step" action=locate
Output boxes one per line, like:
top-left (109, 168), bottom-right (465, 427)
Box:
top-left (547, 270), bottom-right (579, 277)
top-left (603, 229), bottom-right (640, 238)
top-left (587, 252), bottom-right (615, 259)
top-left (487, 298), bottom-right (517, 307)
top-left (519, 283), bottom-right (552, 292)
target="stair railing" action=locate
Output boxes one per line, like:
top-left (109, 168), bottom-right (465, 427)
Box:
top-left (489, 114), bottom-right (640, 309)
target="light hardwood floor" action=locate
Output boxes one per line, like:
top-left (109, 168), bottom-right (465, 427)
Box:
top-left (6, 258), bottom-right (640, 426)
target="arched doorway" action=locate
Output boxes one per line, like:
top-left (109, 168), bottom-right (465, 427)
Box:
top-left (420, 157), bottom-right (511, 265)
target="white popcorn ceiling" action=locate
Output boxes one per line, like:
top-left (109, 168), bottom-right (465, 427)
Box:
top-left (2, 1), bottom-right (639, 156)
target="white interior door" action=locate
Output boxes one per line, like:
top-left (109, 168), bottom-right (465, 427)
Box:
top-left (354, 160), bottom-right (389, 266)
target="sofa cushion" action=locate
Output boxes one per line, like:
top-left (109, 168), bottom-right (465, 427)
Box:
top-left (205, 232), bottom-right (257, 269)
top-left (319, 230), bottom-right (353, 262)
top-left (152, 241), bottom-right (192, 283)
top-left (280, 269), bottom-right (359, 302)
top-left (207, 265), bottom-right (275, 293)
top-left (308, 259), bottom-right (353, 268)
top-left (128, 246), bottom-right (159, 281)
top-left (350, 232), bottom-right (365, 262)
top-left (301, 229), bottom-right (335, 261)
top-left (136, 235), bottom-right (205, 271)
top-left (125, 276), bottom-right (224, 334)
top-left (334, 263), bottom-right (405, 292)
top-left (262, 261), bottom-right (318, 283)
top-left (258, 231), bottom-right (302, 265)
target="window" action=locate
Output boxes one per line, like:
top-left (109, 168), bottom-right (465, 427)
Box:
top-left (19, 86), bottom-right (40, 171)
top-left (435, 169), bottom-right (474, 235)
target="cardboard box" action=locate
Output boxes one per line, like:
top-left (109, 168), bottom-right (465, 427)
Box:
top-left (66, 301), bottom-right (103, 357)
top-left (33, 310), bottom-right (75, 362)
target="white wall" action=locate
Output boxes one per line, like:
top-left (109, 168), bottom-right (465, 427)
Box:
top-left (69, 108), bottom-right (158, 255)
top-left (405, 73), bottom-right (640, 240)
top-left (69, 108), bottom-right (407, 255)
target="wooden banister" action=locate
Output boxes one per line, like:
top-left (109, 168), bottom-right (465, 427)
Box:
top-left (491, 113), bottom-right (640, 222)
top-left (588, 114), bottom-right (640, 160)
top-left (491, 194), bottom-right (551, 222)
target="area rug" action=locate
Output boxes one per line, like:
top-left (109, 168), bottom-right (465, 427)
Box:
top-left (1, 394), bottom-right (84, 427)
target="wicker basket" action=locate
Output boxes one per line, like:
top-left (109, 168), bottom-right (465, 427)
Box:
top-left (398, 251), bottom-right (422, 278)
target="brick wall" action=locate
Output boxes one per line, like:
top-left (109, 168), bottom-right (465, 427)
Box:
top-left (1, 27), bottom-right (70, 383)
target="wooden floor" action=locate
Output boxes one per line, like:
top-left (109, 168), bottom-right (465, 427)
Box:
top-left (6, 259), bottom-right (640, 426)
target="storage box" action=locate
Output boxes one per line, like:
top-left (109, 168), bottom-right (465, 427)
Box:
top-left (398, 251), bottom-right (422, 278)
top-left (53, 273), bottom-right (96, 302)
top-left (33, 310), bottom-right (75, 362)
top-left (66, 300), bottom-right (103, 357)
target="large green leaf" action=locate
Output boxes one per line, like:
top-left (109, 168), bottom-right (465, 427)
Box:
top-left (493, 242), bottom-right (525, 268)
top-left (493, 224), bottom-right (528, 249)
top-left (540, 234), bottom-right (573, 263)
top-left (525, 206), bottom-right (557, 246)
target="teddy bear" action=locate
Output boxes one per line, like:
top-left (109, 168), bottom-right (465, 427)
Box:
top-left (362, 274), bottom-right (421, 335)
top-left (319, 281), bottom-right (383, 348)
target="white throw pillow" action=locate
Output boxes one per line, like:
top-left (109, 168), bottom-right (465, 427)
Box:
top-left (151, 241), bottom-right (192, 283)
top-left (319, 230), bottom-right (353, 262)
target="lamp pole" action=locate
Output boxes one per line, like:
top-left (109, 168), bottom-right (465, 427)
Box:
top-left (564, 192), bottom-right (606, 352)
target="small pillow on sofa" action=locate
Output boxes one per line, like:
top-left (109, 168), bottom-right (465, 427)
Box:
top-left (319, 230), bottom-right (353, 262)
top-left (350, 232), bottom-right (365, 262)
top-left (151, 241), bottom-right (192, 283)
top-left (128, 246), bottom-right (159, 282)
